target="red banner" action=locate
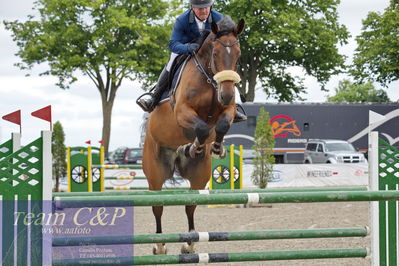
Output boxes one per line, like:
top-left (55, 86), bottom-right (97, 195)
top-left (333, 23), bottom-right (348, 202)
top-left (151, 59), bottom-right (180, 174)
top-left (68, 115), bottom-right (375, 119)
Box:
top-left (2, 110), bottom-right (21, 125)
top-left (85, 140), bottom-right (91, 145)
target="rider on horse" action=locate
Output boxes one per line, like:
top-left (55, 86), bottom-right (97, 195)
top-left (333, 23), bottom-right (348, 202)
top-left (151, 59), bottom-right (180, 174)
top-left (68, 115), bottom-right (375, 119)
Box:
top-left (137, 0), bottom-right (247, 123)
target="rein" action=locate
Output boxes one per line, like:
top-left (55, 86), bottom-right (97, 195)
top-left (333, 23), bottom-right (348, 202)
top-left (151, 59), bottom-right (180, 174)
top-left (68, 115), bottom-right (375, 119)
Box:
top-left (192, 52), bottom-right (218, 90)
top-left (192, 52), bottom-right (217, 123)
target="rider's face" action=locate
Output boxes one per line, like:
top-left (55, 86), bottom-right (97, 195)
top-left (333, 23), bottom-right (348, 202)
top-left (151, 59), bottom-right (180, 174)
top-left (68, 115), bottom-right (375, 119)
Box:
top-left (192, 6), bottom-right (211, 21)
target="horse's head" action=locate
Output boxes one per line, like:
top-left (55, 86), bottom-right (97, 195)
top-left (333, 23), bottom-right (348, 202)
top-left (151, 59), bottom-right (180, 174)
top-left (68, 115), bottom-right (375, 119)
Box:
top-left (210, 16), bottom-right (245, 106)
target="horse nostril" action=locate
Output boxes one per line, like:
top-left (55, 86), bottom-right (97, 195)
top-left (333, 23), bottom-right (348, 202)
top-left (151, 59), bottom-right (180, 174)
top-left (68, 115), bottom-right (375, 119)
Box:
top-left (221, 93), bottom-right (232, 106)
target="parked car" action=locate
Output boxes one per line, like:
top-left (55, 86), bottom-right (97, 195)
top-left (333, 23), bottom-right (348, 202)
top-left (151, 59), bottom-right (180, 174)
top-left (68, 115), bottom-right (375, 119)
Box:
top-left (125, 148), bottom-right (143, 164)
top-left (303, 139), bottom-right (366, 164)
top-left (108, 147), bottom-right (142, 164)
top-left (107, 147), bottom-right (127, 164)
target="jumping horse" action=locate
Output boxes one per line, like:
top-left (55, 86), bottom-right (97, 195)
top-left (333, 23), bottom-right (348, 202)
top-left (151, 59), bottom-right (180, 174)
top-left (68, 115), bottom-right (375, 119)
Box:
top-left (142, 16), bottom-right (245, 254)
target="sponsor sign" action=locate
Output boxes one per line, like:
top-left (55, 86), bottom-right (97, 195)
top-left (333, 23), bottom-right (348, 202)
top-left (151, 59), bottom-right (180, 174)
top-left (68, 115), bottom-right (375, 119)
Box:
top-left (270, 115), bottom-right (301, 138)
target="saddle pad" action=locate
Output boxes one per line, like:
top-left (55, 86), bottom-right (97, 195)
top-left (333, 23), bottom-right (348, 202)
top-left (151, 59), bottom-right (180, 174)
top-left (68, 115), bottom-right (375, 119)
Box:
top-left (159, 57), bottom-right (190, 104)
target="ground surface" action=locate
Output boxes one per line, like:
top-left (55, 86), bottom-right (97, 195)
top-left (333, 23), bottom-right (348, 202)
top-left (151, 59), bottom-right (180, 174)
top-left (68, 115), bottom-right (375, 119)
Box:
top-left (133, 202), bottom-right (370, 266)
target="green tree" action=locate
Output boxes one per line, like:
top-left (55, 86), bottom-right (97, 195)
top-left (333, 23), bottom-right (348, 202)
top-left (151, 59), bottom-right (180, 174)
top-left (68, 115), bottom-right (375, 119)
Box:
top-left (251, 108), bottom-right (275, 189)
top-left (4, 0), bottom-right (178, 155)
top-left (352, 1), bottom-right (399, 89)
top-left (52, 121), bottom-right (67, 192)
top-left (327, 79), bottom-right (390, 102)
top-left (214, 0), bottom-right (349, 102)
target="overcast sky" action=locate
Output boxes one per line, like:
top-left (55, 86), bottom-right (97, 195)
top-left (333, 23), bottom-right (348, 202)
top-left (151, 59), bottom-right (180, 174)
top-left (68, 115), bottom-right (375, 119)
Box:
top-left (0, 0), bottom-right (396, 150)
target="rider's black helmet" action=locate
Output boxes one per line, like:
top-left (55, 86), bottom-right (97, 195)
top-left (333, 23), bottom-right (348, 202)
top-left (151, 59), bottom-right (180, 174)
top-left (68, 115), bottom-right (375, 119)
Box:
top-left (190, 0), bottom-right (213, 8)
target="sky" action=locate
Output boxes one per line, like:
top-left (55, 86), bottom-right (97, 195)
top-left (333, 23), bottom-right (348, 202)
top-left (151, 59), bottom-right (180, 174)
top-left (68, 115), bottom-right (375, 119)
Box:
top-left (0, 0), bottom-right (397, 150)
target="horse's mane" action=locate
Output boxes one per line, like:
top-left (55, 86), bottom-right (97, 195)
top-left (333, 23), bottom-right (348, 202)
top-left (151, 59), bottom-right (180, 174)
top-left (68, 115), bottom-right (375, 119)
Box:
top-left (217, 15), bottom-right (236, 32)
top-left (198, 15), bottom-right (237, 56)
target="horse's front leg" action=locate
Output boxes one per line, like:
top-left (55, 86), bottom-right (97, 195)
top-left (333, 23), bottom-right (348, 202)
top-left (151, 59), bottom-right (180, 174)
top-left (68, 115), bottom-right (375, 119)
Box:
top-left (176, 108), bottom-right (210, 159)
top-left (190, 116), bottom-right (211, 158)
top-left (211, 112), bottom-right (234, 159)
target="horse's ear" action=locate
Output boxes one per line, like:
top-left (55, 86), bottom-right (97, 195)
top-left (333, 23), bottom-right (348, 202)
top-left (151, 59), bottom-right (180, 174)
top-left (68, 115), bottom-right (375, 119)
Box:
top-left (235, 19), bottom-right (245, 36)
top-left (211, 21), bottom-right (219, 35)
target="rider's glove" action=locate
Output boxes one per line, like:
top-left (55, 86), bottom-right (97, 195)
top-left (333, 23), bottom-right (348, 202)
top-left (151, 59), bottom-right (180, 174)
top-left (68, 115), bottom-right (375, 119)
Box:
top-left (187, 43), bottom-right (200, 52)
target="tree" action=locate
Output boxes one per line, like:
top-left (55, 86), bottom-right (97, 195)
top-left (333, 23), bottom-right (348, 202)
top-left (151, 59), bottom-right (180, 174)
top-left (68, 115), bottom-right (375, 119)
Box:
top-left (251, 107), bottom-right (275, 189)
top-left (352, 1), bottom-right (399, 89)
top-left (327, 79), bottom-right (391, 103)
top-left (214, 0), bottom-right (349, 102)
top-left (4, 0), bottom-right (178, 155)
top-left (52, 121), bottom-right (67, 192)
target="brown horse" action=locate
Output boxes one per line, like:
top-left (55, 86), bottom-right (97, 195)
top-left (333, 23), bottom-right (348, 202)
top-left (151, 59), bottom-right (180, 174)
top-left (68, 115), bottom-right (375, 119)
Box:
top-left (142, 16), bottom-right (245, 254)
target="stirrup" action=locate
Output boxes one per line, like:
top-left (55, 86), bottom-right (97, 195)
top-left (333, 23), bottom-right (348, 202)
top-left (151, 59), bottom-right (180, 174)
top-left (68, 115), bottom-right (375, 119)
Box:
top-left (136, 92), bottom-right (154, 112)
top-left (233, 104), bottom-right (247, 123)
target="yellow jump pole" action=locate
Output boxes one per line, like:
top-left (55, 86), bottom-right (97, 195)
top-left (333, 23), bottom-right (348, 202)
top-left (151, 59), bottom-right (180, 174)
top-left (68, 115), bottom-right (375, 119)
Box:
top-left (230, 144), bottom-right (235, 190)
top-left (209, 172), bottom-right (213, 190)
top-left (67, 147), bottom-right (71, 192)
top-left (100, 146), bottom-right (105, 192)
top-left (87, 145), bottom-right (93, 192)
top-left (239, 145), bottom-right (243, 189)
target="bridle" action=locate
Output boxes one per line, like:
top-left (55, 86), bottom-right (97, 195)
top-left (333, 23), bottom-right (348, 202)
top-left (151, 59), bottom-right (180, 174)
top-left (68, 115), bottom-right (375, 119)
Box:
top-left (214, 38), bottom-right (240, 48)
top-left (192, 31), bottom-right (241, 90)
top-left (191, 30), bottom-right (241, 122)
top-left (211, 39), bottom-right (239, 75)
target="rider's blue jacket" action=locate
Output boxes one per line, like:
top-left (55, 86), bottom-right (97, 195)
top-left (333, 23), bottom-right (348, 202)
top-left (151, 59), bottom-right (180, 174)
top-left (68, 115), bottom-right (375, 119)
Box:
top-left (168, 9), bottom-right (223, 55)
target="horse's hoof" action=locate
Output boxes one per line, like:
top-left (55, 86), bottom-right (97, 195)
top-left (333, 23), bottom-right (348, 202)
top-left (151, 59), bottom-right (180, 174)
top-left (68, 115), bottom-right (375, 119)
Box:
top-left (211, 145), bottom-right (226, 159)
top-left (177, 144), bottom-right (191, 158)
top-left (153, 243), bottom-right (167, 255)
top-left (189, 144), bottom-right (205, 159)
top-left (189, 145), bottom-right (202, 158)
top-left (181, 243), bottom-right (196, 254)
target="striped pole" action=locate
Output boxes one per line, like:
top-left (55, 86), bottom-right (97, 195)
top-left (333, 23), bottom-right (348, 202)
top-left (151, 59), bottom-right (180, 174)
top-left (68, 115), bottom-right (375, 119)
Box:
top-left (93, 164), bottom-right (143, 169)
top-left (52, 227), bottom-right (368, 246)
top-left (105, 176), bottom-right (147, 180)
top-left (104, 176), bottom-right (183, 181)
top-left (54, 190), bottom-right (399, 208)
top-left (53, 248), bottom-right (368, 265)
top-left (104, 186), bottom-right (190, 191)
top-left (53, 187), bottom-right (367, 198)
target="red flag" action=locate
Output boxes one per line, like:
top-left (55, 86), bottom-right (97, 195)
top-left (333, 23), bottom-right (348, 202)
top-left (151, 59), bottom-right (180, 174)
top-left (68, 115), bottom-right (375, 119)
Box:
top-left (2, 110), bottom-right (21, 125)
top-left (98, 140), bottom-right (104, 145)
top-left (85, 140), bottom-right (91, 145)
top-left (31, 105), bottom-right (52, 130)
top-left (31, 105), bottom-right (51, 122)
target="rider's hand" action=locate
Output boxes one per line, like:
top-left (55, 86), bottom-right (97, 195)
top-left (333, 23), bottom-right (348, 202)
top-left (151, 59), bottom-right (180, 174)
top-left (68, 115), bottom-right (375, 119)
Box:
top-left (187, 43), bottom-right (200, 52)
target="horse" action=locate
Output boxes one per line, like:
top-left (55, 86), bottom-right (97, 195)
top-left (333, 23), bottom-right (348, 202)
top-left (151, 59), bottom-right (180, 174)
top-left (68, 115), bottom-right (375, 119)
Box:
top-left (142, 15), bottom-right (245, 255)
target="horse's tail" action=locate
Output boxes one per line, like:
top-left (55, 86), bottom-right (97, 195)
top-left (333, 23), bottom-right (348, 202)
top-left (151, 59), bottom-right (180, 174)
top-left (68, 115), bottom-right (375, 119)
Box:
top-left (139, 113), bottom-right (149, 147)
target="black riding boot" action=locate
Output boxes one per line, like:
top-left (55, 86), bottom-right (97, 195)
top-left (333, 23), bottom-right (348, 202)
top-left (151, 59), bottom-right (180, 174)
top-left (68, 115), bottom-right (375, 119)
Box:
top-left (137, 68), bottom-right (169, 112)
